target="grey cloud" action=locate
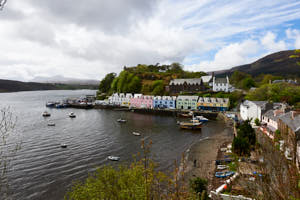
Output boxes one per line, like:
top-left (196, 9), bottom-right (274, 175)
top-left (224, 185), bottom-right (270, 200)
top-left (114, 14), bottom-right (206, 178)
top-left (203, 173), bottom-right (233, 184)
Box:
top-left (0, 6), bottom-right (25, 21)
top-left (30, 0), bottom-right (158, 33)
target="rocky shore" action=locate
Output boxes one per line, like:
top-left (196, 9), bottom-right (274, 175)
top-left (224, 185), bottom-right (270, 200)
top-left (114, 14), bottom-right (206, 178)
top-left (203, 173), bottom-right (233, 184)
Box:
top-left (182, 124), bottom-right (234, 191)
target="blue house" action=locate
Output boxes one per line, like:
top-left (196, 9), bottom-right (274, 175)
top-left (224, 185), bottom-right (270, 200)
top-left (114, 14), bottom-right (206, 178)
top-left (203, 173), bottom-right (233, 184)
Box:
top-left (153, 96), bottom-right (176, 109)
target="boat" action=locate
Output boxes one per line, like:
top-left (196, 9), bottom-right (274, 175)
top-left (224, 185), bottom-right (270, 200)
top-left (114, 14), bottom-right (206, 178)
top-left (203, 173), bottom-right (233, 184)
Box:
top-left (107, 156), bottom-right (120, 161)
top-left (179, 122), bottom-right (202, 130)
top-left (195, 116), bottom-right (209, 123)
top-left (69, 112), bottom-right (76, 118)
top-left (179, 111), bottom-right (193, 118)
top-left (60, 143), bottom-right (67, 148)
top-left (42, 111), bottom-right (51, 117)
top-left (117, 118), bottom-right (127, 123)
top-left (132, 132), bottom-right (141, 136)
top-left (217, 165), bottom-right (228, 170)
top-left (46, 102), bottom-right (55, 108)
top-left (47, 122), bottom-right (55, 126)
top-left (215, 171), bottom-right (235, 178)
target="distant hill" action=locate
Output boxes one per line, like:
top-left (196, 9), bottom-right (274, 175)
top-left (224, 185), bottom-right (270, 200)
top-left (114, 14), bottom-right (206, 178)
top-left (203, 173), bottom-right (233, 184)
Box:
top-left (0, 79), bottom-right (98, 93)
top-left (0, 79), bottom-right (57, 92)
top-left (30, 75), bottom-right (100, 85)
top-left (214, 50), bottom-right (300, 77)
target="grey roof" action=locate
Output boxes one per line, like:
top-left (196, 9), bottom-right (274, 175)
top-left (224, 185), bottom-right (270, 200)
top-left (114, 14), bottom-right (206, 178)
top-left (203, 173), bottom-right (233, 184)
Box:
top-left (170, 78), bottom-right (202, 85)
top-left (251, 101), bottom-right (268, 107)
top-left (177, 95), bottom-right (199, 101)
top-left (263, 110), bottom-right (284, 121)
top-left (214, 78), bottom-right (228, 84)
top-left (279, 111), bottom-right (300, 133)
top-left (201, 75), bottom-right (212, 83)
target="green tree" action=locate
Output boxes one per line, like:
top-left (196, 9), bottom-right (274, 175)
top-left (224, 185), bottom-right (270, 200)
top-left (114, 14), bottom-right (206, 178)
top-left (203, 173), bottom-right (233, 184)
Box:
top-left (254, 118), bottom-right (260, 126)
top-left (98, 73), bottom-right (116, 93)
top-left (189, 177), bottom-right (208, 199)
top-left (127, 76), bottom-right (142, 93)
top-left (232, 136), bottom-right (250, 156)
top-left (237, 119), bottom-right (256, 146)
top-left (151, 80), bottom-right (164, 95)
top-left (241, 77), bottom-right (255, 90)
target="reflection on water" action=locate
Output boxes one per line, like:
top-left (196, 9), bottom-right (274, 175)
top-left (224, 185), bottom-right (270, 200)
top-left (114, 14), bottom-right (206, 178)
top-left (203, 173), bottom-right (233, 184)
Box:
top-left (0, 90), bottom-right (226, 200)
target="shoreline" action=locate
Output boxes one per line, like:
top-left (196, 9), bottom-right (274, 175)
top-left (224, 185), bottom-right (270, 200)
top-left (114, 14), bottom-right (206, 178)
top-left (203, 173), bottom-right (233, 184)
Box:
top-left (181, 124), bottom-right (234, 191)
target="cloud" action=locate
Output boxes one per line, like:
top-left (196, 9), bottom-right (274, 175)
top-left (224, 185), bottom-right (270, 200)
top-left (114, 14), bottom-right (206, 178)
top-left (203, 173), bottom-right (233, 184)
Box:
top-left (1, 0), bottom-right (300, 81)
top-left (260, 32), bottom-right (287, 52)
top-left (286, 28), bottom-right (300, 48)
top-left (188, 40), bottom-right (260, 72)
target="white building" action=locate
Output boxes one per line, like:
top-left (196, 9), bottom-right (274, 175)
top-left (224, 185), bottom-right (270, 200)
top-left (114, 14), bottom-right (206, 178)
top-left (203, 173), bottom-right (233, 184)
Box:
top-left (212, 76), bottom-right (231, 92)
top-left (240, 100), bottom-right (271, 122)
top-left (121, 93), bottom-right (133, 107)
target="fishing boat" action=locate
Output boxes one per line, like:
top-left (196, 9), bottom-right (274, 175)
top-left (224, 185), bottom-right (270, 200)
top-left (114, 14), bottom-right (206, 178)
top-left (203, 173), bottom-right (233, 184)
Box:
top-left (117, 118), bottom-right (127, 123)
top-left (132, 132), bottom-right (141, 136)
top-left (42, 111), bottom-right (51, 117)
top-left (179, 121), bottom-right (202, 130)
top-left (47, 122), bottom-right (55, 126)
top-left (107, 156), bottom-right (120, 161)
top-left (69, 112), bottom-right (76, 118)
top-left (195, 116), bottom-right (209, 123)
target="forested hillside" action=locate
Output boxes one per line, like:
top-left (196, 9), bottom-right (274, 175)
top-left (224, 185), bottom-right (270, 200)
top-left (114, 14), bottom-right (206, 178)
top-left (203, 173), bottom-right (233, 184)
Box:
top-left (98, 63), bottom-right (207, 96)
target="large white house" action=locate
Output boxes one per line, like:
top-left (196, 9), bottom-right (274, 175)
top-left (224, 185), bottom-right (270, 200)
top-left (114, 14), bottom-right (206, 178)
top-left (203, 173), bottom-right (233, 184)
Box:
top-left (212, 76), bottom-right (231, 92)
top-left (240, 100), bottom-right (272, 122)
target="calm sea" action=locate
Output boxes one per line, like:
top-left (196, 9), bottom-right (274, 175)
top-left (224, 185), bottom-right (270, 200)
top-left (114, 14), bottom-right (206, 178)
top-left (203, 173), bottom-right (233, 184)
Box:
top-left (0, 90), bottom-right (225, 200)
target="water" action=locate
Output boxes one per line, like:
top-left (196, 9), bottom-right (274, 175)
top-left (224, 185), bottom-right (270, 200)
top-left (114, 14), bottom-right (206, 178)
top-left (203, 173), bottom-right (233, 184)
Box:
top-left (0, 90), bottom-right (226, 200)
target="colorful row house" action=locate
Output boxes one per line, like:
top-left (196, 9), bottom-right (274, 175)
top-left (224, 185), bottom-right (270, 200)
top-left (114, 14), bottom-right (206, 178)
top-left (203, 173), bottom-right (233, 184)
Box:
top-left (176, 96), bottom-right (198, 110)
top-left (130, 94), bottom-right (154, 109)
top-left (197, 97), bottom-right (230, 111)
top-left (153, 96), bottom-right (176, 109)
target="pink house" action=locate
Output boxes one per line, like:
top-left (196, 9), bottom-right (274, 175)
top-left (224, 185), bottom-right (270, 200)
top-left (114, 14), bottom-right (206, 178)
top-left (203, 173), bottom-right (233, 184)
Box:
top-left (130, 94), bottom-right (153, 109)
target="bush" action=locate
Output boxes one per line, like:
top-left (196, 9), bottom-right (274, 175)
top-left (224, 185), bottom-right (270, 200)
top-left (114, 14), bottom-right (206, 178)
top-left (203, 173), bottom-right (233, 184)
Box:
top-left (232, 136), bottom-right (250, 156)
top-left (189, 177), bottom-right (208, 199)
top-left (254, 118), bottom-right (260, 126)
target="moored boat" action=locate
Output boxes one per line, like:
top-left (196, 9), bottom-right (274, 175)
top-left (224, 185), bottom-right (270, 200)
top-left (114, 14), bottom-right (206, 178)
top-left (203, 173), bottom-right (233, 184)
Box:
top-left (195, 115), bottom-right (209, 123)
top-left (46, 102), bottom-right (55, 108)
top-left (132, 132), bottom-right (141, 136)
top-left (217, 165), bottom-right (228, 170)
top-left (107, 156), bottom-right (120, 161)
top-left (179, 122), bottom-right (202, 130)
top-left (47, 122), bottom-right (55, 126)
top-left (69, 112), bottom-right (76, 118)
top-left (117, 118), bottom-right (127, 123)
top-left (60, 143), bottom-right (67, 148)
top-left (42, 111), bottom-right (51, 117)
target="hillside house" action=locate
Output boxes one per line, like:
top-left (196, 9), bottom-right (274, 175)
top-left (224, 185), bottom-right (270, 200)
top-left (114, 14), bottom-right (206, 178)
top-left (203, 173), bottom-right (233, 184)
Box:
top-left (212, 76), bottom-right (233, 92)
top-left (240, 100), bottom-right (272, 123)
top-left (278, 111), bottom-right (300, 170)
top-left (169, 78), bottom-right (205, 94)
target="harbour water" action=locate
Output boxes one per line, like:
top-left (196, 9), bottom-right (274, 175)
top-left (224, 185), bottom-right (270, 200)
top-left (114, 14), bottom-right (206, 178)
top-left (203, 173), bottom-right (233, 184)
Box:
top-left (0, 90), bottom-right (226, 200)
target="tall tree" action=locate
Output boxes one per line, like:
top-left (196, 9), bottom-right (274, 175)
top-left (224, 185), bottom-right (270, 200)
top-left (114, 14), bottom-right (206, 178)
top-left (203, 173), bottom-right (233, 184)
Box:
top-left (98, 73), bottom-right (116, 93)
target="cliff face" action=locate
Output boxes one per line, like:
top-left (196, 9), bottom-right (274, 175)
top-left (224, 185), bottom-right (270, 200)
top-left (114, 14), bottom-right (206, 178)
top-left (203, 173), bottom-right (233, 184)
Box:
top-left (215, 50), bottom-right (300, 77)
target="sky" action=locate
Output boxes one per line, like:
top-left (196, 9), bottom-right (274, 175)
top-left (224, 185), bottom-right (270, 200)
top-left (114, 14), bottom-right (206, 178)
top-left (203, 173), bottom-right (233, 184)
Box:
top-left (0, 0), bottom-right (300, 81)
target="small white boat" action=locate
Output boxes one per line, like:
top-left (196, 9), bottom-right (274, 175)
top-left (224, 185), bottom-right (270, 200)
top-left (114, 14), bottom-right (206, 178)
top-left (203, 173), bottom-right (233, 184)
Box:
top-left (60, 143), bottom-right (67, 148)
top-left (42, 111), bottom-right (51, 117)
top-left (47, 122), bottom-right (55, 126)
top-left (107, 156), bottom-right (120, 161)
top-left (132, 132), bottom-right (141, 136)
top-left (117, 118), bottom-right (127, 123)
top-left (69, 112), bottom-right (76, 118)
top-left (195, 116), bottom-right (209, 122)
top-left (217, 165), bottom-right (229, 170)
